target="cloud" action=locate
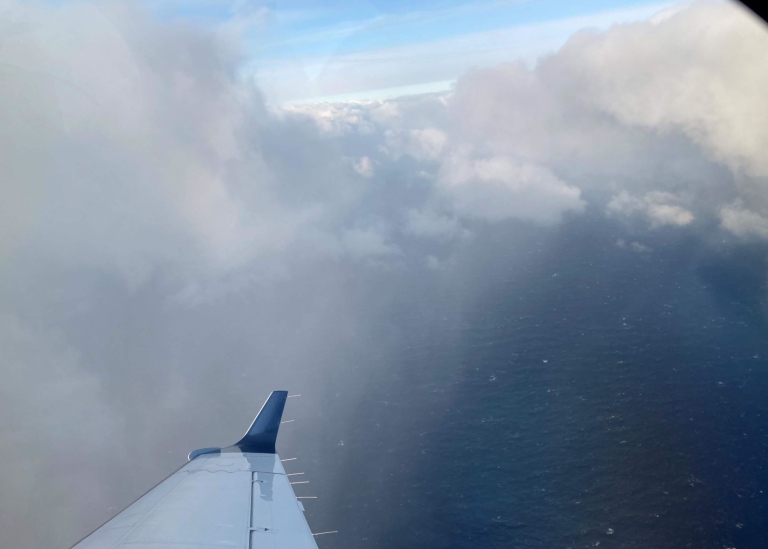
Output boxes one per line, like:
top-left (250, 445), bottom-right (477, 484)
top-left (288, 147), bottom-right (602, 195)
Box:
top-left (616, 239), bottom-right (653, 253)
top-left (0, 314), bottom-right (119, 546)
top-left (0, 1), bottom-right (254, 281)
top-left (546, 1), bottom-right (768, 179)
top-left (434, 1), bottom-right (766, 234)
top-left (384, 127), bottom-right (448, 161)
top-left (353, 156), bottom-right (375, 178)
top-left (404, 209), bottom-right (467, 240)
top-left (280, 101), bottom-right (379, 136)
top-left (341, 226), bottom-right (401, 258)
top-left (438, 152), bottom-right (585, 224)
top-left (243, 1), bottom-right (768, 245)
top-left (0, 0), bottom-right (376, 286)
top-left (2, 1), bottom-right (762, 284)
top-left (607, 191), bottom-right (694, 227)
top-left (720, 201), bottom-right (768, 239)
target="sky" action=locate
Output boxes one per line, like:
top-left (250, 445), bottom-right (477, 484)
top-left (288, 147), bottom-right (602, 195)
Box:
top-left (149, 0), bottom-right (680, 101)
top-left (1, 0), bottom-right (768, 547)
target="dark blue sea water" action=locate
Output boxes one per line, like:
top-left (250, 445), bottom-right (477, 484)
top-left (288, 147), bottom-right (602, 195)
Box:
top-left (297, 215), bottom-right (768, 548)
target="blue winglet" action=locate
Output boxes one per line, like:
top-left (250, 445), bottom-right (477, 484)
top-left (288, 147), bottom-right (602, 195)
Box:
top-left (230, 390), bottom-right (289, 454)
top-left (188, 390), bottom-right (289, 460)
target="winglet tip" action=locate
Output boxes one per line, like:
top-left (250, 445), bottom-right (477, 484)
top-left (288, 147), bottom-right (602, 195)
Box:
top-left (188, 447), bottom-right (221, 461)
top-left (232, 390), bottom-right (290, 454)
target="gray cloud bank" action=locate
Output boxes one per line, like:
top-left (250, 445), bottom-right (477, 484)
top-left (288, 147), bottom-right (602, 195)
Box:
top-left (1, 1), bottom-right (767, 547)
top-left (287, 1), bottom-right (768, 241)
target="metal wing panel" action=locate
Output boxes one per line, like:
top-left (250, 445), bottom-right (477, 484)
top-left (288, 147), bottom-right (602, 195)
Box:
top-left (252, 470), bottom-right (318, 548)
top-left (72, 453), bottom-right (317, 549)
top-left (71, 465), bottom-right (191, 549)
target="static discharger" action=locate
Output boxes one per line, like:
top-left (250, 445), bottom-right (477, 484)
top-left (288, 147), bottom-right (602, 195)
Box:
top-left (281, 457), bottom-right (297, 462)
top-left (287, 473), bottom-right (304, 476)
top-left (287, 394), bottom-right (302, 398)
top-left (296, 496), bottom-right (317, 499)
top-left (280, 419), bottom-right (294, 424)
top-left (290, 481), bottom-right (309, 485)
top-left (312, 531), bottom-right (338, 537)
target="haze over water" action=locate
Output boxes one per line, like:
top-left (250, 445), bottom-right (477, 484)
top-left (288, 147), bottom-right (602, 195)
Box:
top-left (290, 214), bottom-right (768, 548)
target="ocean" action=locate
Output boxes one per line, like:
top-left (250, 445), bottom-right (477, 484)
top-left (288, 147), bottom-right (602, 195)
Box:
top-left (297, 214), bottom-right (768, 548)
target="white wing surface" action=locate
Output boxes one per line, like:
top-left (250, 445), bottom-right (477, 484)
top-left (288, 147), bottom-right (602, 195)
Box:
top-left (71, 391), bottom-right (318, 549)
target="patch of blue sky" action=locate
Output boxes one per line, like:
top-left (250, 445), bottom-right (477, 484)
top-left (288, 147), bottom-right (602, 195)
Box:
top-left (261, 0), bottom-right (662, 58)
top-left (137, 0), bottom-right (683, 103)
top-left (145, 0), bottom-right (671, 59)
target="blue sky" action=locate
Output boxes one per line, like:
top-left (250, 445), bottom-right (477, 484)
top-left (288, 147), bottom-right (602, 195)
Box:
top-left (149, 0), bottom-right (681, 102)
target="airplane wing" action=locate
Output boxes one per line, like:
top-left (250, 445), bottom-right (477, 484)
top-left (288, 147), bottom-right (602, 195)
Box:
top-left (71, 391), bottom-right (320, 549)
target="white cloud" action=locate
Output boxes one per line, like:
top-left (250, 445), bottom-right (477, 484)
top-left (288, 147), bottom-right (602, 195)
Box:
top-left (646, 202), bottom-right (695, 227)
top-left (545, 1), bottom-right (768, 178)
top-left (440, 1), bottom-right (768, 231)
top-left (720, 201), bottom-right (768, 239)
top-left (281, 1), bottom-right (766, 233)
top-left (438, 153), bottom-right (585, 224)
top-left (404, 209), bottom-right (467, 240)
top-left (341, 227), bottom-right (400, 258)
top-left (280, 101), bottom-right (379, 136)
top-left (1, 0), bottom-right (757, 282)
top-left (0, 0), bottom-right (371, 284)
top-left (607, 191), bottom-right (694, 227)
top-left (2, 1), bottom-right (762, 284)
top-left (384, 127), bottom-right (447, 161)
top-left (616, 239), bottom-right (653, 253)
top-left (354, 156), bottom-right (375, 178)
